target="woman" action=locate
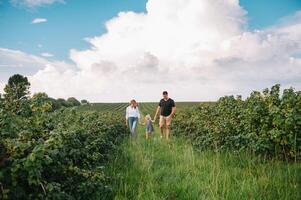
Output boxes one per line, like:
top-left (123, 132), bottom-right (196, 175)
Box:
top-left (125, 99), bottom-right (141, 137)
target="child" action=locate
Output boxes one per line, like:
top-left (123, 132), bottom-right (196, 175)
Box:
top-left (143, 114), bottom-right (155, 139)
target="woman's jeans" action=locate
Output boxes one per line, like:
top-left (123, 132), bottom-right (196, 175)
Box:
top-left (128, 117), bottom-right (138, 137)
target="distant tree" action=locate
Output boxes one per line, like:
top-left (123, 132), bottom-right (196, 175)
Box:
top-left (81, 99), bottom-right (89, 105)
top-left (31, 92), bottom-right (53, 112)
top-left (67, 97), bottom-right (81, 107)
top-left (49, 97), bottom-right (60, 110)
top-left (3, 74), bottom-right (31, 115)
top-left (32, 92), bottom-right (49, 102)
top-left (4, 74), bottom-right (30, 100)
top-left (57, 98), bottom-right (69, 108)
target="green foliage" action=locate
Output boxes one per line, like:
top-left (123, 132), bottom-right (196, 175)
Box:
top-left (107, 126), bottom-right (300, 200)
top-left (4, 74), bottom-right (30, 100)
top-left (67, 97), bottom-right (81, 107)
top-left (31, 92), bottom-right (79, 111)
top-left (81, 99), bottom-right (89, 105)
top-left (31, 92), bottom-right (55, 113)
top-left (78, 103), bottom-right (128, 113)
top-left (0, 108), bottom-right (128, 199)
top-left (172, 85), bottom-right (301, 161)
top-left (3, 74), bottom-right (31, 116)
top-left (1, 74), bottom-right (299, 199)
top-left (0, 75), bottom-right (128, 199)
top-left (56, 98), bottom-right (71, 108)
top-left (77, 102), bottom-right (204, 115)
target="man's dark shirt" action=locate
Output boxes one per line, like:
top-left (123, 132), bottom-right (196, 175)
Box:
top-left (159, 98), bottom-right (175, 117)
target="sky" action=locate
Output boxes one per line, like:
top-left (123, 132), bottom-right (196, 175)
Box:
top-left (0, 0), bottom-right (301, 102)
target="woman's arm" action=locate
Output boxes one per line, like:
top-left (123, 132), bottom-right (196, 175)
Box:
top-left (137, 107), bottom-right (141, 119)
top-left (137, 107), bottom-right (142, 124)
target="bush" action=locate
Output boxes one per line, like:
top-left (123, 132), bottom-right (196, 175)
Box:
top-left (67, 97), bottom-right (81, 107)
top-left (0, 74), bottom-right (128, 199)
top-left (0, 108), bottom-right (128, 199)
top-left (172, 85), bottom-right (301, 161)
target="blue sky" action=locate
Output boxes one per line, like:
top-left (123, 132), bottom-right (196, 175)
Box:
top-left (241, 0), bottom-right (301, 29)
top-left (0, 0), bottom-right (301, 61)
top-left (0, 0), bottom-right (148, 60)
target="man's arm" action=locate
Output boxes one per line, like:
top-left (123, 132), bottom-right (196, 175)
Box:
top-left (154, 106), bottom-right (160, 121)
top-left (170, 106), bottom-right (176, 117)
top-left (170, 100), bottom-right (176, 117)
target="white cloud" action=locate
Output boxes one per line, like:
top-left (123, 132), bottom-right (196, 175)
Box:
top-left (0, 48), bottom-right (76, 95)
top-left (31, 18), bottom-right (47, 24)
top-left (0, 48), bottom-right (48, 69)
top-left (0, 48), bottom-right (66, 69)
top-left (2, 0), bottom-right (301, 102)
top-left (40, 52), bottom-right (53, 57)
top-left (11, 0), bottom-right (64, 8)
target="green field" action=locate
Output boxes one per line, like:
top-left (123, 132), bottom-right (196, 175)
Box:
top-left (106, 127), bottom-right (300, 200)
top-left (2, 76), bottom-right (300, 199)
top-left (77, 101), bottom-right (210, 116)
top-left (78, 101), bottom-right (300, 200)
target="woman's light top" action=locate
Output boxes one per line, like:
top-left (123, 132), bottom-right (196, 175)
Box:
top-left (126, 106), bottom-right (141, 119)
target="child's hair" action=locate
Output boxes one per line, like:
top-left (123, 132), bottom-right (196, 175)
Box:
top-left (145, 114), bottom-right (151, 120)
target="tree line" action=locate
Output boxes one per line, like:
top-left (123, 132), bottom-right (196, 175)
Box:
top-left (0, 74), bottom-right (89, 116)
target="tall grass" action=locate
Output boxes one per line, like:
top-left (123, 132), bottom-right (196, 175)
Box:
top-left (106, 126), bottom-right (300, 200)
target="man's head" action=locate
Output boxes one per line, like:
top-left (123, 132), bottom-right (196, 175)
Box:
top-left (162, 91), bottom-right (168, 99)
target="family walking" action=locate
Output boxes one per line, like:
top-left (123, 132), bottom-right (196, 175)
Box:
top-left (125, 91), bottom-right (176, 139)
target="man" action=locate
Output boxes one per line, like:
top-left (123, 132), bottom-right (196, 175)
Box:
top-left (154, 91), bottom-right (176, 139)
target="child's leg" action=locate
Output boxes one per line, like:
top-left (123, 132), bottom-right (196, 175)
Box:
top-left (146, 131), bottom-right (152, 139)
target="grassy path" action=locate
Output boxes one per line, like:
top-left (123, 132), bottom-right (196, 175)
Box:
top-left (106, 125), bottom-right (300, 200)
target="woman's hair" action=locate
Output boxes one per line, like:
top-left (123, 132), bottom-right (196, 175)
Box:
top-left (130, 99), bottom-right (138, 108)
